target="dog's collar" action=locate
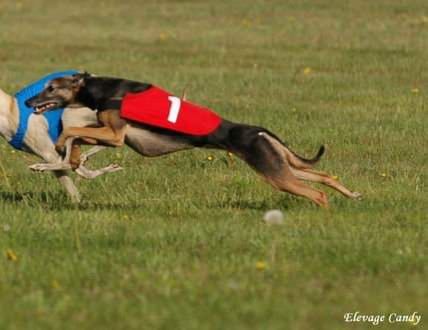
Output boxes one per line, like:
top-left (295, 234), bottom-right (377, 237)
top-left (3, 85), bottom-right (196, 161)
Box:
top-left (9, 70), bottom-right (78, 150)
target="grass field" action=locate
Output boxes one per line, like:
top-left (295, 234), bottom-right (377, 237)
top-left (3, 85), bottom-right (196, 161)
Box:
top-left (0, 0), bottom-right (427, 329)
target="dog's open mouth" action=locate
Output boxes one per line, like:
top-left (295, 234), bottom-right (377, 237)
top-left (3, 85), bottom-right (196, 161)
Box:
top-left (34, 101), bottom-right (59, 114)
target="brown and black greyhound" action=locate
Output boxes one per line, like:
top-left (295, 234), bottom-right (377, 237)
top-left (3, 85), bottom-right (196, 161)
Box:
top-left (26, 73), bottom-right (361, 207)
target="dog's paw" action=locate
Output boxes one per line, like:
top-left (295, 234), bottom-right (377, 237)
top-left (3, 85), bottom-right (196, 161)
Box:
top-left (29, 163), bottom-right (49, 172)
top-left (79, 155), bottom-right (89, 165)
top-left (104, 164), bottom-right (123, 173)
top-left (351, 191), bottom-right (363, 200)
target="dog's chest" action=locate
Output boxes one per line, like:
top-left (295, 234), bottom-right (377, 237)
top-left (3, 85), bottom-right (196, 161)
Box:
top-left (62, 107), bottom-right (98, 129)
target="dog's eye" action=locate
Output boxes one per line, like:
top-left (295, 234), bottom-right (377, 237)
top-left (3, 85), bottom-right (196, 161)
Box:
top-left (47, 85), bottom-right (55, 92)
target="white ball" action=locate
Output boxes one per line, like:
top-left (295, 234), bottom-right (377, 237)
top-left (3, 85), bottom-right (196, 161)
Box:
top-left (263, 209), bottom-right (284, 225)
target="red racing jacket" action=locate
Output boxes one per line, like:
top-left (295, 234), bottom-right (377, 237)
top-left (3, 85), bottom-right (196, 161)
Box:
top-left (120, 86), bottom-right (222, 136)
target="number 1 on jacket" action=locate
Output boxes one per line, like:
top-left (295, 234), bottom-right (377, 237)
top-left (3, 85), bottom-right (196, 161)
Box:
top-left (167, 96), bottom-right (181, 123)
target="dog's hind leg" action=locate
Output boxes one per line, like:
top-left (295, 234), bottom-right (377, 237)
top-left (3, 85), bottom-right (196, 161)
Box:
top-left (75, 163), bottom-right (122, 179)
top-left (256, 133), bottom-right (360, 199)
top-left (233, 131), bottom-right (328, 207)
top-left (65, 137), bottom-right (99, 167)
top-left (68, 138), bottom-right (123, 179)
top-left (268, 174), bottom-right (329, 207)
top-left (80, 146), bottom-right (107, 165)
top-left (290, 167), bottom-right (362, 199)
top-left (263, 167), bottom-right (329, 207)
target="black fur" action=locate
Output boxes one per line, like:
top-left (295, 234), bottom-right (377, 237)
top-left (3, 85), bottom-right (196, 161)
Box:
top-left (75, 75), bottom-right (152, 111)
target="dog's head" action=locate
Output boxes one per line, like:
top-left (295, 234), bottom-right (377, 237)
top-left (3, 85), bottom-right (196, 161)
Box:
top-left (25, 72), bottom-right (90, 114)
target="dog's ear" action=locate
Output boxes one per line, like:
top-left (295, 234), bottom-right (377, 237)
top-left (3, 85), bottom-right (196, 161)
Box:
top-left (71, 73), bottom-right (88, 88)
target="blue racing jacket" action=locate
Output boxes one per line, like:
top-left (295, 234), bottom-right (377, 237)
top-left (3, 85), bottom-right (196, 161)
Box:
top-left (9, 70), bottom-right (78, 150)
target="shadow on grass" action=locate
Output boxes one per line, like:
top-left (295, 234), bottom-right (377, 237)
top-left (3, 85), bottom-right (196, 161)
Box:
top-left (0, 190), bottom-right (144, 211)
top-left (0, 190), bottom-right (62, 204)
top-left (211, 197), bottom-right (295, 211)
top-left (0, 190), bottom-right (310, 212)
top-left (74, 202), bottom-right (143, 212)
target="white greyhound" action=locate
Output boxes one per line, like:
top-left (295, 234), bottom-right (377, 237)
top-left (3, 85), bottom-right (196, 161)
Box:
top-left (0, 84), bottom-right (120, 203)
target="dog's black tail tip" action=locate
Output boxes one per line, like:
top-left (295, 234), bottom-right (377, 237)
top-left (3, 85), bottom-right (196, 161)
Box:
top-left (307, 145), bottom-right (325, 164)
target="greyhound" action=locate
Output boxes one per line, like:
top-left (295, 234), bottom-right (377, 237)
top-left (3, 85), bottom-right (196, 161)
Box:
top-left (26, 73), bottom-right (361, 207)
top-left (0, 84), bottom-right (120, 203)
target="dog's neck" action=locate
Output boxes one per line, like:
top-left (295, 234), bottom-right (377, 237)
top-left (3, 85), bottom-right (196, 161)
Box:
top-left (75, 77), bottom-right (151, 111)
top-left (75, 81), bottom-right (101, 110)
top-left (0, 88), bottom-right (18, 141)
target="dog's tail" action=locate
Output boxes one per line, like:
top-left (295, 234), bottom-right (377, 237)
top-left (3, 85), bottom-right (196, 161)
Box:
top-left (258, 131), bottom-right (325, 169)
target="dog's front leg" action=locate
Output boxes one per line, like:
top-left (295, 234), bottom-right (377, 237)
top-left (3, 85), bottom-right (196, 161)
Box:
top-left (56, 126), bottom-right (126, 152)
top-left (37, 149), bottom-right (81, 203)
top-left (52, 170), bottom-right (81, 203)
top-left (29, 137), bottom-right (75, 172)
top-left (23, 115), bottom-right (81, 202)
top-left (74, 144), bottom-right (123, 179)
top-left (30, 138), bottom-right (122, 179)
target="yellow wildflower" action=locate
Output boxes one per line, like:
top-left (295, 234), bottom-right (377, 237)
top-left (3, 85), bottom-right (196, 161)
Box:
top-left (6, 249), bottom-right (17, 262)
top-left (303, 67), bottom-right (312, 75)
top-left (52, 280), bottom-right (61, 289)
top-left (255, 261), bottom-right (267, 271)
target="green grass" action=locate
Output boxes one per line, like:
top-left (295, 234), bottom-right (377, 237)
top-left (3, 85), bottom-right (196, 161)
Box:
top-left (0, 0), bottom-right (427, 329)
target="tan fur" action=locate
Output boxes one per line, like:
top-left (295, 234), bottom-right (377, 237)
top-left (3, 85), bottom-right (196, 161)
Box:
top-left (56, 110), bottom-right (128, 151)
top-left (258, 132), bottom-right (360, 207)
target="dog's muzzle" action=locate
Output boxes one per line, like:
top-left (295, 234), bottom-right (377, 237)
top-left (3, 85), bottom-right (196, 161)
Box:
top-left (25, 97), bottom-right (59, 114)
